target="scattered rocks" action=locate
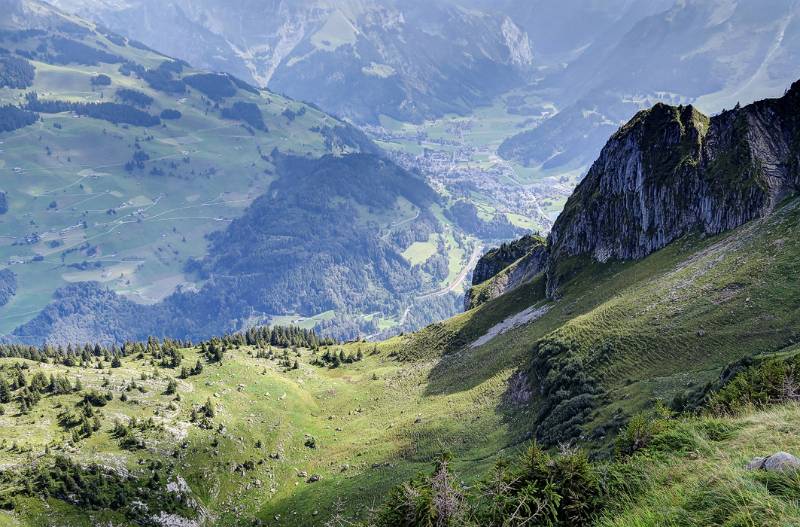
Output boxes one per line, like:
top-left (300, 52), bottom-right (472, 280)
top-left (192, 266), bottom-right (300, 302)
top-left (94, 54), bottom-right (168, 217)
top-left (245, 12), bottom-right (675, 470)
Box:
top-left (747, 452), bottom-right (800, 472)
top-left (307, 474), bottom-right (320, 483)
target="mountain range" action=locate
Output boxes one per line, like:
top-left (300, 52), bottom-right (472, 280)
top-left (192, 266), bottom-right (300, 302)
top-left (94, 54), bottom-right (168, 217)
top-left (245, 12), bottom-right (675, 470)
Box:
top-left (48, 0), bottom-right (536, 124)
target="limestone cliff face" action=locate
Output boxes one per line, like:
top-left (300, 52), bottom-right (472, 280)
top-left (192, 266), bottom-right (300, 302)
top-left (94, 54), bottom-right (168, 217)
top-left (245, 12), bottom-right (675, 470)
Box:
top-left (545, 81), bottom-right (800, 296)
top-left (465, 235), bottom-right (547, 310)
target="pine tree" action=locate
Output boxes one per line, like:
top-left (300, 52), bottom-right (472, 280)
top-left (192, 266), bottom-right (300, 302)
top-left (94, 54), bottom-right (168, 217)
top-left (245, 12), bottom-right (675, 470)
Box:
top-left (0, 378), bottom-right (10, 403)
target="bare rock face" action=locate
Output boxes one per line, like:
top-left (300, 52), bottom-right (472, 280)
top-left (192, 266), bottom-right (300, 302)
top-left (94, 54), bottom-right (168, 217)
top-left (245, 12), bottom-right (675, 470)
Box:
top-left (546, 81), bottom-right (800, 297)
top-left (747, 452), bottom-right (800, 472)
top-left (465, 235), bottom-right (547, 310)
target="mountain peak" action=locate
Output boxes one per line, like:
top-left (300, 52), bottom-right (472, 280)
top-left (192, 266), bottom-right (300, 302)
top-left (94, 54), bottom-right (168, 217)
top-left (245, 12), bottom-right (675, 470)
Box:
top-left (545, 81), bottom-right (800, 296)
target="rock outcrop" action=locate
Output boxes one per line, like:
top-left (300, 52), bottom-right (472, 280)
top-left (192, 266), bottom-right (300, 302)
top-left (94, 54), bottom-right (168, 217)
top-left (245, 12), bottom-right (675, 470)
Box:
top-left (545, 81), bottom-right (800, 296)
top-left (465, 234), bottom-right (547, 310)
top-left (747, 452), bottom-right (800, 472)
top-left (467, 81), bottom-right (800, 305)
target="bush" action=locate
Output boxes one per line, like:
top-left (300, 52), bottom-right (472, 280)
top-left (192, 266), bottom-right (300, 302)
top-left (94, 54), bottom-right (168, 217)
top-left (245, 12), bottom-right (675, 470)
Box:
top-left (615, 403), bottom-right (673, 457)
top-left (375, 446), bottom-right (604, 527)
top-left (708, 355), bottom-right (800, 414)
top-left (376, 456), bottom-right (467, 527)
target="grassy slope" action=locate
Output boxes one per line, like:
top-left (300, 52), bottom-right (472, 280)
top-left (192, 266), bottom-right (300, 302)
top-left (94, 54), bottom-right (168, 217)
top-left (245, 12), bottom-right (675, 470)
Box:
top-left (599, 403), bottom-right (800, 527)
top-left (0, 336), bottom-right (531, 526)
top-left (3, 197), bottom-right (798, 524)
top-left (395, 196), bottom-right (800, 446)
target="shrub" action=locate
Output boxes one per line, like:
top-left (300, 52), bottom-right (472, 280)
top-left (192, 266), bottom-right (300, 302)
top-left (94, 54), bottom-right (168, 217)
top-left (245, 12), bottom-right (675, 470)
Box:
top-left (708, 355), bottom-right (800, 414)
top-left (615, 403), bottom-right (673, 457)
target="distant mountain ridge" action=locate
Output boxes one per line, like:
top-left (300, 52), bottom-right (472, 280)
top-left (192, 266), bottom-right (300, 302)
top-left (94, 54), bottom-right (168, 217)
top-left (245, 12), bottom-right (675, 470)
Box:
top-left (499, 0), bottom-right (800, 171)
top-left (50, 0), bottom-right (535, 124)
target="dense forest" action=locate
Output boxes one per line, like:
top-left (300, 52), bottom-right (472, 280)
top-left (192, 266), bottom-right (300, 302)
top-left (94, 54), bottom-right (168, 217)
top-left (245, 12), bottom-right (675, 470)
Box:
top-left (0, 104), bottom-right (37, 132)
top-left (221, 101), bottom-right (266, 131)
top-left (0, 55), bottom-right (34, 88)
top-left (25, 92), bottom-right (160, 127)
top-left (190, 152), bottom-right (440, 316)
top-left (0, 269), bottom-right (16, 307)
top-left (184, 73), bottom-right (237, 100)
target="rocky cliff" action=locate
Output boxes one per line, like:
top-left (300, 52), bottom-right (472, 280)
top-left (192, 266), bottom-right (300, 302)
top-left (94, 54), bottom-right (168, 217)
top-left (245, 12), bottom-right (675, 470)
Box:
top-left (545, 81), bottom-right (800, 296)
top-left (465, 234), bottom-right (547, 309)
top-left (466, 81), bottom-right (800, 306)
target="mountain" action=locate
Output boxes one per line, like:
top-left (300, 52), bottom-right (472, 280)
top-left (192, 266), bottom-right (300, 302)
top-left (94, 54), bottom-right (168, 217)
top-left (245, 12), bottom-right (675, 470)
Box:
top-left (499, 0), bottom-right (800, 171)
top-left (0, 0), bottom-right (492, 344)
top-left (546, 81), bottom-right (800, 295)
top-left (49, 0), bottom-right (535, 124)
top-left (460, 0), bottom-right (673, 66)
top-left (1, 81), bottom-right (800, 526)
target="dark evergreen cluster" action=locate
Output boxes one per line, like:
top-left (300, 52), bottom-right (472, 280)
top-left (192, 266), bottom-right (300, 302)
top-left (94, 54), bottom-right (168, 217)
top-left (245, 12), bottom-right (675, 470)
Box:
top-left (25, 93), bottom-right (160, 127)
top-left (160, 108), bottom-right (182, 120)
top-left (446, 200), bottom-right (527, 241)
top-left (0, 269), bottom-right (17, 308)
top-left (228, 74), bottom-right (259, 94)
top-left (0, 104), bottom-right (38, 132)
top-left (221, 101), bottom-right (266, 131)
top-left (241, 325), bottom-right (333, 349)
top-left (281, 106), bottom-right (306, 122)
top-left (112, 416), bottom-right (162, 450)
top-left (0, 336), bottom-right (191, 368)
top-left (0, 362), bottom-right (85, 415)
top-left (313, 347), bottom-right (364, 368)
top-left (0, 55), bottom-right (35, 88)
top-left (119, 59), bottom-right (186, 94)
top-left (49, 37), bottom-right (123, 66)
top-left (189, 153), bottom-right (438, 318)
top-left (90, 73), bottom-right (112, 86)
top-left (184, 73), bottom-right (237, 100)
top-left (97, 27), bottom-right (126, 47)
top-left (0, 456), bottom-right (196, 525)
top-left (116, 88), bottom-right (153, 107)
top-left (124, 149), bottom-right (150, 171)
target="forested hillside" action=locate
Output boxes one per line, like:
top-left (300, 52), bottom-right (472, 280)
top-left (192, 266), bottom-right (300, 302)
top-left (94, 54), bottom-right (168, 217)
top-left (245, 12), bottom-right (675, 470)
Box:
top-left (0, 0), bottom-right (485, 344)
